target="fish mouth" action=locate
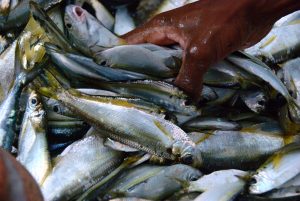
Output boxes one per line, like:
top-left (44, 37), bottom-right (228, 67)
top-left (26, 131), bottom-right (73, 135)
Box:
top-left (72, 6), bottom-right (85, 22)
top-left (65, 5), bottom-right (86, 24)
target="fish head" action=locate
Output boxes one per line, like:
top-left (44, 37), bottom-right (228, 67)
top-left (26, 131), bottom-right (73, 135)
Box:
top-left (28, 91), bottom-right (46, 128)
top-left (64, 5), bottom-right (95, 55)
top-left (172, 140), bottom-right (201, 165)
top-left (249, 171), bottom-right (275, 194)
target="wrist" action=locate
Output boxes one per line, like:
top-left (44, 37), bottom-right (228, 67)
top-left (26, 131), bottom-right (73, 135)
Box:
top-left (256, 0), bottom-right (300, 20)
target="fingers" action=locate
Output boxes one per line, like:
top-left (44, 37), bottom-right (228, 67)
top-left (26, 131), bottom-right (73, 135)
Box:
top-left (174, 43), bottom-right (216, 102)
top-left (122, 16), bottom-right (186, 48)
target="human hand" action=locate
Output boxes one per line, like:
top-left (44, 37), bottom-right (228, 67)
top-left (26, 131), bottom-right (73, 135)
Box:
top-left (123, 0), bottom-right (294, 101)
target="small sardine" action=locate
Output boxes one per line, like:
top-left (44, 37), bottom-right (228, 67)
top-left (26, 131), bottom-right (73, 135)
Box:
top-left (250, 143), bottom-right (300, 194)
top-left (106, 164), bottom-right (202, 200)
top-left (17, 90), bottom-right (51, 185)
top-left (64, 5), bottom-right (125, 56)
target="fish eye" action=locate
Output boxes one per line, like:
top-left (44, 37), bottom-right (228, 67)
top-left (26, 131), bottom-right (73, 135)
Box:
top-left (66, 23), bottom-right (72, 29)
top-left (31, 98), bottom-right (37, 105)
top-left (258, 100), bottom-right (265, 106)
top-left (53, 105), bottom-right (60, 113)
top-left (100, 61), bottom-right (107, 66)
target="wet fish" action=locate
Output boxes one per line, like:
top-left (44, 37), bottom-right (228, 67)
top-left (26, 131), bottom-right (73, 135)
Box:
top-left (275, 11), bottom-right (300, 27)
top-left (114, 5), bottom-right (135, 35)
top-left (105, 164), bottom-right (202, 200)
top-left (94, 80), bottom-right (201, 116)
top-left (38, 71), bottom-right (199, 164)
top-left (17, 90), bottom-right (51, 185)
top-left (41, 133), bottom-right (124, 201)
top-left (187, 169), bottom-right (248, 201)
top-left (189, 123), bottom-right (297, 170)
top-left (0, 40), bottom-right (18, 103)
top-left (73, 0), bottom-right (115, 30)
top-left (64, 5), bottom-right (125, 56)
top-left (240, 89), bottom-right (269, 113)
top-left (227, 53), bottom-right (300, 125)
top-left (45, 43), bottom-right (155, 82)
top-left (245, 23), bottom-right (300, 64)
top-left (95, 45), bottom-right (178, 78)
top-left (0, 0), bottom-right (63, 31)
top-left (0, 62), bottom-right (45, 151)
top-left (250, 143), bottom-right (300, 194)
top-left (182, 117), bottom-right (241, 131)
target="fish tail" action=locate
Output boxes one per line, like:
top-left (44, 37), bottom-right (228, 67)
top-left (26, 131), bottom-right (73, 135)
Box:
top-left (36, 70), bottom-right (64, 100)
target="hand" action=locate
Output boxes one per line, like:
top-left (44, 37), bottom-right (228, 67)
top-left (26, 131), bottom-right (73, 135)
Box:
top-left (123, 0), bottom-right (292, 101)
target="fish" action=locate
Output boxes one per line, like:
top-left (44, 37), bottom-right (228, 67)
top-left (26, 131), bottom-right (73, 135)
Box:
top-left (73, 0), bottom-right (115, 30)
top-left (17, 90), bottom-right (51, 185)
top-left (182, 117), bottom-right (241, 132)
top-left (105, 164), bottom-right (202, 200)
top-left (240, 89), bottom-right (269, 113)
top-left (0, 0), bottom-right (63, 32)
top-left (114, 5), bottom-right (135, 35)
top-left (0, 61), bottom-right (45, 151)
top-left (45, 43), bottom-right (155, 82)
top-left (0, 40), bottom-right (18, 103)
top-left (93, 80), bottom-right (201, 116)
top-left (64, 5), bottom-right (125, 56)
top-left (249, 143), bottom-right (300, 194)
top-left (41, 132), bottom-right (124, 201)
top-left (38, 71), bottom-right (199, 164)
top-left (274, 10), bottom-right (300, 27)
top-left (0, 148), bottom-right (44, 201)
top-left (245, 23), bottom-right (300, 64)
top-left (187, 169), bottom-right (248, 201)
top-left (47, 120), bottom-right (90, 143)
top-left (95, 45), bottom-right (178, 78)
top-left (189, 122), bottom-right (298, 170)
top-left (227, 53), bottom-right (300, 126)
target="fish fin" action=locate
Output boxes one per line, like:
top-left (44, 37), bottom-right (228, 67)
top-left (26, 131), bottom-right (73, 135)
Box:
top-left (36, 70), bottom-right (64, 99)
top-left (104, 138), bottom-right (139, 152)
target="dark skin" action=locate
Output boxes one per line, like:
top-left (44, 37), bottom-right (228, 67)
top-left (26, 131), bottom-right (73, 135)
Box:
top-left (123, 0), bottom-right (300, 101)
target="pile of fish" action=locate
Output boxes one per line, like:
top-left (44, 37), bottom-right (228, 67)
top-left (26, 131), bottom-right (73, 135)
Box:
top-left (1, 0), bottom-right (300, 201)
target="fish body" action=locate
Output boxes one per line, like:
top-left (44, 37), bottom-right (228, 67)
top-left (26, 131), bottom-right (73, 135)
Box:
top-left (42, 134), bottom-right (124, 201)
top-left (245, 23), bottom-right (300, 64)
top-left (189, 123), bottom-right (295, 170)
top-left (95, 80), bottom-right (200, 116)
top-left (95, 45), bottom-right (177, 78)
top-left (188, 169), bottom-right (247, 201)
top-left (114, 5), bottom-right (135, 35)
top-left (17, 90), bottom-right (51, 185)
top-left (240, 89), bottom-right (269, 113)
top-left (106, 164), bottom-right (202, 200)
top-left (0, 40), bottom-right (17, 103)
top-left (250, 143), bottom-right (300, 194)
top-left (183, 117), bottom-right (241, 132)
top-left (64, 5), bottom-right (125, 56)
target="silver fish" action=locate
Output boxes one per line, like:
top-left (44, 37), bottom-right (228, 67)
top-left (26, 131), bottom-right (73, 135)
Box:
top-left (64, 5), bottom-right (125, 56)
top-left (17, 90), bottom-right (51, 185)
top-left (250, 143), bottom-right (300, 194)
top-left (41, 133), bottom-right (124, 201)
top-left (188, 169), bottom-right (247, 201)
top-left (106, 164), bottom-right (202, 200)
top-left (240, 89), bottom-right (269, 114)
top-left (38, 71), bottom-right (199, 164)
top-left (74, 0), bottom-right (115, 30)
top-left (95, 45), bottom-right (177, 78)
top-left (182, 117), bottom-right (241, 131)
top-left (114, 5), bottom-right (135, 35)
top-left (245, 23), bottom-right (300, 64)
top-left (189, 123), bottom-right (298, 170)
